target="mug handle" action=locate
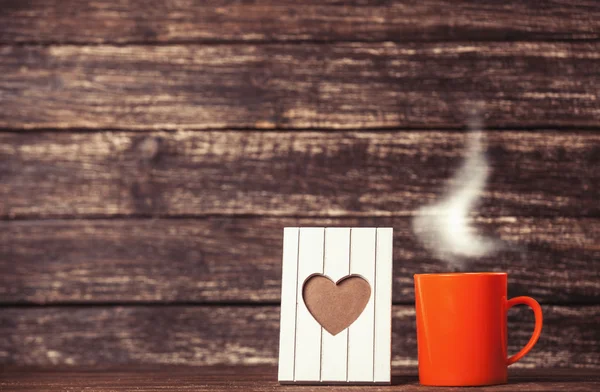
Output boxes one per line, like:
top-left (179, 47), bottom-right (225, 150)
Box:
top-left (506, 296), bottom-right (543, 365)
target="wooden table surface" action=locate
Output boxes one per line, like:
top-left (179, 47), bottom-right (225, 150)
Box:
top-left (1, 366), bottom-right (598, 392)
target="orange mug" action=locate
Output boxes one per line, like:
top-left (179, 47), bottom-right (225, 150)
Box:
top-left (414, 272), bottom-right (543, 386)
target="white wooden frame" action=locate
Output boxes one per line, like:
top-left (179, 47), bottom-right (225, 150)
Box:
top-left (278, 227), bottom-right (393, 384)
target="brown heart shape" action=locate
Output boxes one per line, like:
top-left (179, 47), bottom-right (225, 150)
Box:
top-left (302, 274), bottom-right (371, 336)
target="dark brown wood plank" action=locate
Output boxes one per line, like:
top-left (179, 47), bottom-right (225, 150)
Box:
top-left (0, 131), bottom-right (598, 219)
top-left (1, 0), bottom-right (599, 44)
top-left (1, 217), bottom-right (598, 304)
top-left (1, 368), bottom-right (599, 392)
top-left (1, 43), bottom-right (599, 129)
top-left (0, 305), bottom-right (598, 368)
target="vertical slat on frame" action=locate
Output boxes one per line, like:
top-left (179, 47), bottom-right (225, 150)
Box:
top-left (347, 228), bottom-right (376, 382)
top-left (278, 227), bottom-right (300, 382)
top-left (374, 228), bottom-right (393, 383)
top-left (320, 227), bottom-right (351, 382)
top-left (294, 227), bottom-right (325, 382)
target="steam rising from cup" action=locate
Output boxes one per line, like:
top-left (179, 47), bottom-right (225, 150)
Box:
top-left (412, 122), bottom-right (500, 268)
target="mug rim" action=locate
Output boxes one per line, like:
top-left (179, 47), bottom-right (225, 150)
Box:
top-left (414, 272), bottom-right (507, 277)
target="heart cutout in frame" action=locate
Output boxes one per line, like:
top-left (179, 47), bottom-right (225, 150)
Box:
top-left (302, 274), bottom-right (371, 336)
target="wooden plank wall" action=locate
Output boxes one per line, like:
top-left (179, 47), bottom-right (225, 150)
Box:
top-left (0, 0), bottom-right (598, 368)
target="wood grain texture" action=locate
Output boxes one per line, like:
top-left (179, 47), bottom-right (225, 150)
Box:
top-left (1, 367), bottom-right (599, 392)
top-left (0, 305), bottom-right (598, 368)
top-left (1, 43), bottom-right (599, 130)
top-left (1, 217), bottom-right (598, 304)
top-left (0, 0), bottom-right (597, 376)
top-left (0, 131), bottom-right (598, 219)
top-left (1, 0), bottom-right (599, 44)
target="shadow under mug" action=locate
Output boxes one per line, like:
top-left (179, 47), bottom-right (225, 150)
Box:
top-left (414, 272), bottom-right (543, 386)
